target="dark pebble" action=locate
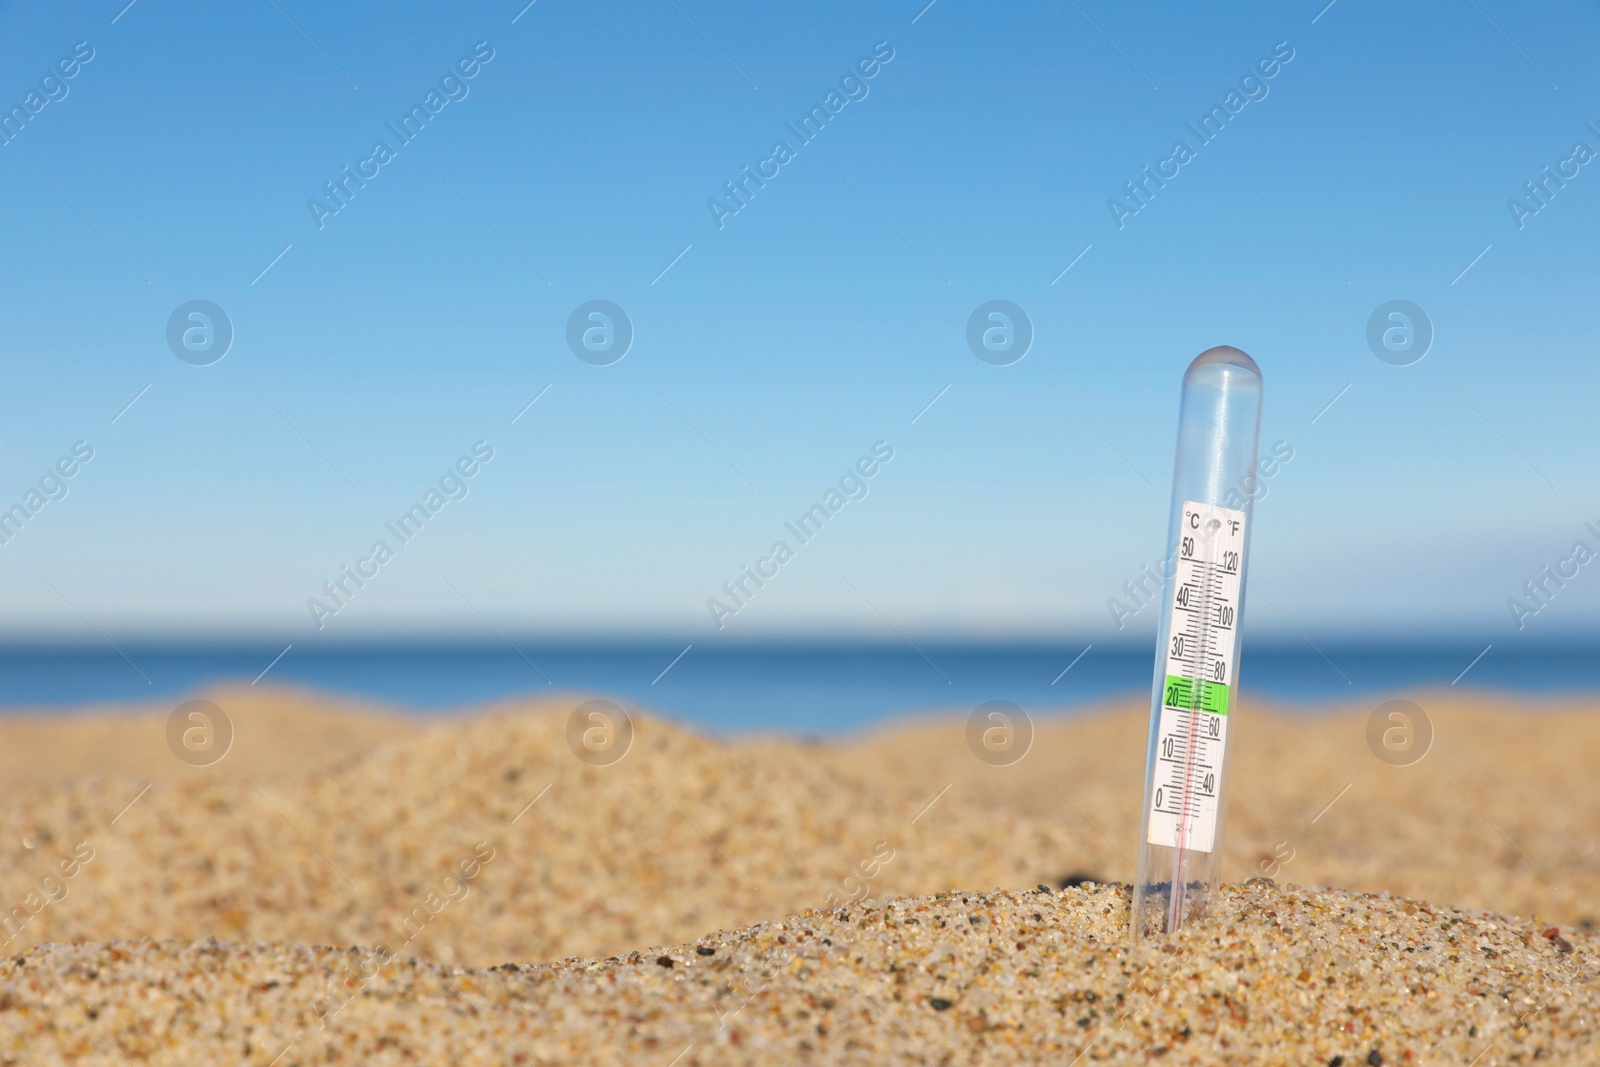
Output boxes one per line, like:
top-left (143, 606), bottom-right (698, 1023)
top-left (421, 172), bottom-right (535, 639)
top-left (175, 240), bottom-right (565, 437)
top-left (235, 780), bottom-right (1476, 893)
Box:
top-left (929, 998), bottom-right (953, 1011)
top-left (1367, 1051), bottom-right (1383, 1066)
top-left (696, 946), bottom-right (715, 956)
top-left (1327, 1058), bottom-right (1343, 1067)
top-left (655, 955), bottom-right (674, 968)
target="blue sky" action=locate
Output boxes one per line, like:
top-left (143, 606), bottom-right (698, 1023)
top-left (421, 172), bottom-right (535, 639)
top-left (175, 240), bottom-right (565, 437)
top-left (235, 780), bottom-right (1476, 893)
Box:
top-left (0, 0), bottom-right (1597, 645)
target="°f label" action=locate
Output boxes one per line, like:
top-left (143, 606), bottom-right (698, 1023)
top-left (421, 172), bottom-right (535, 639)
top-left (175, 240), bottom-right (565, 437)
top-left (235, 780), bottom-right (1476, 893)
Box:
top-left (1146, 500), bottom-right (1246, 854)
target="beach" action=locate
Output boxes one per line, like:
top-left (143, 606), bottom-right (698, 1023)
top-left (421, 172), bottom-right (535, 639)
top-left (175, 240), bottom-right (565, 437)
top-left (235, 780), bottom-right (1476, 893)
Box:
top-left (0, 687), bottom-right (1595, 1063)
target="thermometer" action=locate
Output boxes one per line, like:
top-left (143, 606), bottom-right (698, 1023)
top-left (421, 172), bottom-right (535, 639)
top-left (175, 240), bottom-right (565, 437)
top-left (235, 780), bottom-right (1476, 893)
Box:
top-left (1132, 346), bottom-right (1263, 939)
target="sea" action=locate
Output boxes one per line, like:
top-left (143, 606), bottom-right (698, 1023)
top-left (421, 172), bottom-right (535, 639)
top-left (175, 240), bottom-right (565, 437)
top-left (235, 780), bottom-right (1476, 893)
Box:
top-left (0, 639), bottom-right (1593, 735)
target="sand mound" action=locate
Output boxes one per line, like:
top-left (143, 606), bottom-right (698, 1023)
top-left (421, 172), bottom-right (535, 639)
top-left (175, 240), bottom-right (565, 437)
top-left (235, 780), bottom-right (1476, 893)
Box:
top-left (0, 698), bottom-right (1100, 965)
top-left (2, 689), bottom-right (1596, 972)
top-left (4, 883), bottom-right (1595, 1065)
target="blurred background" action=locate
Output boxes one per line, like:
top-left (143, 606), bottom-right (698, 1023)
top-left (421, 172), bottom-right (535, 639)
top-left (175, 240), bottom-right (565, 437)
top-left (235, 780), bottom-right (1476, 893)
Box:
top-left (0, 0), bottom-right (1595, 731)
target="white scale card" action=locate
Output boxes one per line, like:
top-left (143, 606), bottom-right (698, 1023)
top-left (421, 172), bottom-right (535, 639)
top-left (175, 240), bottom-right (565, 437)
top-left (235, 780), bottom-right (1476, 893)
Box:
top-left (1145, 500), bottom-right (1246, 854)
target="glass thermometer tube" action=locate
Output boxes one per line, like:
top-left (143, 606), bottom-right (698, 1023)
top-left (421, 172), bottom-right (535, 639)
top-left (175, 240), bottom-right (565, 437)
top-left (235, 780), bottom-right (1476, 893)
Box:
top-left (1132, 346), bottom-right (1263, 940)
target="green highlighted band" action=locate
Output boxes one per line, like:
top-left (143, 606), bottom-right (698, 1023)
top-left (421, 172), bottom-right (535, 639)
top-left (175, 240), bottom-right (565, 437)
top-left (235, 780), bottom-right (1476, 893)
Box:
top-left (1163, 675), bottom-right (1230, 715)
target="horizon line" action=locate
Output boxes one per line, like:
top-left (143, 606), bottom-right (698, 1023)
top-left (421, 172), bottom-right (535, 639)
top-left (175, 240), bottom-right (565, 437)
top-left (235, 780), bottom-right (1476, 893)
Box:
top-left (0, 633), bottom-right (1582, 651)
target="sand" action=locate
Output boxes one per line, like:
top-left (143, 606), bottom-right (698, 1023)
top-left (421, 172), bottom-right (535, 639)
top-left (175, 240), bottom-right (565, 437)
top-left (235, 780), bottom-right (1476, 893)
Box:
top-left (0, 686), bottom-right (1596, 1063)
top-left (6, 884), bottom-right (1596, 1065)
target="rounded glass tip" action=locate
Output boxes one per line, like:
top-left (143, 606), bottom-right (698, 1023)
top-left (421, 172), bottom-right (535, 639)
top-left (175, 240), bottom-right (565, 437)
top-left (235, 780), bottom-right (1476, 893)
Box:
top-left (1185, 345), bottom-right (1259, 377)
